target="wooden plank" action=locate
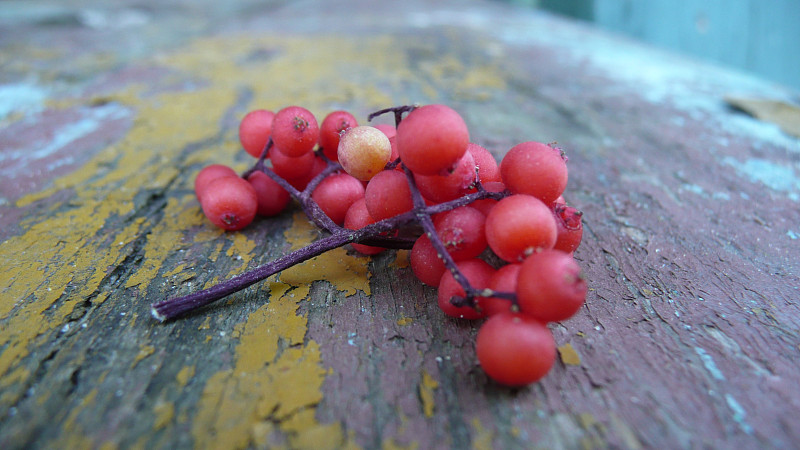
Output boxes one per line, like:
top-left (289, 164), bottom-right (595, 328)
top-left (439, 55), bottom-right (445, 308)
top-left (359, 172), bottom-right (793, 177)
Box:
top-left (2, 0), bottom-right (799, 448)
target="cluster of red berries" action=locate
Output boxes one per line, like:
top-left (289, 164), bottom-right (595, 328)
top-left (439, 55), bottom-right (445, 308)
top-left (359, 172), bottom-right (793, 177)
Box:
top-left (186, 104), bottom-right (586, 387)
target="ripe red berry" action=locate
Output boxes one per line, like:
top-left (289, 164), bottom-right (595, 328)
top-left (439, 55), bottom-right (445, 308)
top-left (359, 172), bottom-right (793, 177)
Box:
top-left (516, 249), bottom-right (587, 323)
top-left (414, 151), bottom-right (476, 204)
top-left (239, 109), bottom-right (275, 158)
top-left (311, 172), bottom-right (365, 225)
top-left (364, 169), bottom-right (414, 221)
top-left (433, 206), bottom-right (487, 261)
top-left (270, 146), bottom-right (316, 180)
top-left (410, 234), bottom-right (446, 287)
top-left (319, 110), bottom-right (358, 161)
top-left (485, 194), bottom-right (557, 262)
top-left (476, 263), bottom-right (520, 317)
top-left (476, 312), bottom-right (556, 386)
top-left (396, 104), bottom-right (469, 176)
top-left (344, 198), bottom-right (384, 256)
top-left (467, 143), bottom-right (500, 184)
top-left (246, 171), bottom-right (290, 217)
top-left (500, 141), bottom-right (568, 205)
top-left (552, 203), bottom-right (583, 253)
top-left (437, 258), bottom-right (494, 320)
top-left (271, 106), bottom-right (319, 157)
top-left (194, 164), bottom-right (237, 202)
top-left (200, 176), bottom-right (258, 231)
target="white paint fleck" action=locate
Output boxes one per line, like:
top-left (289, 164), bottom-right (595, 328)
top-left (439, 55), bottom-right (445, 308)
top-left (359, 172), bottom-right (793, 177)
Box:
top-left (695, 346), bottom-right (725, 381)
top-left (0, 83), bottom-right (47, 119)
top-left (722, 157), bottom-right (799, 196)
top-left (725, 394), bottom-right (754, 435)
top-left (787, 230), bottom-right (798, 240)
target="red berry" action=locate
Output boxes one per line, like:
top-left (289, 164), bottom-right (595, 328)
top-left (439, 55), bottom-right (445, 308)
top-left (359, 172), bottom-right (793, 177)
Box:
top-left (414, 151), bottom-right (476, 204)
top-left (239, 109), bottom-right (275, 158)
top-left (344, 198), bottom-right (384, 255)
top-left (319, 110), bottom-right (358, 161)
top-left (246, 171), bottom-right (290, 217)
top-left (195, 164), bottom-right (237, 202)
top-left (516, 249), bottom-right (587, 323)
top-left (500, 142), bottom-right (568, 204)
top-left (485, 194), bottom-right (557, 262)
top-left (311, 173), bottom-right (365, 225)
top-left (476, 312), bottom-right (556, 386)
top-left (364, 170), bottom-right (414, 221)
top-left (552, 203), bottom-right (583, 253)
top-left (270, 146), bottom-right (316, 180)
top-left (410, 234), bottom-right (446, 287)
top-left (396, 104), bottom-right (469, 176)
top-left (433, 206), bottom-right (487, 261)
top-left (437, 259), bottom-right (493, 320)
top-left (467, 143), bottom-right (500, 183)
top-left (271, 106), bottom-right (319, 157)
top-left (476, 263), bottom-right (520, 316)
top-left (200, 176), bottom-right (258, 231)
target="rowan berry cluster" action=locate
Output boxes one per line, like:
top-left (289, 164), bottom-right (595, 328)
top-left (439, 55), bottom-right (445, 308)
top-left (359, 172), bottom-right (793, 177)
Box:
top-left (153, 104), bottom-right (586, 386)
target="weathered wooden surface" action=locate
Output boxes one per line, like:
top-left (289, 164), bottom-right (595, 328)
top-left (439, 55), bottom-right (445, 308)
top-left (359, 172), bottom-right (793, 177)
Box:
top-left (2, 0), bottom-right (799, 448)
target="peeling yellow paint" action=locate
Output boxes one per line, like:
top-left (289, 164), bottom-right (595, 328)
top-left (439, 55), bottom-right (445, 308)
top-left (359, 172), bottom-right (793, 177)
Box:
top-left (419, 370), bottom-right (439, 418)
top-left (470, 418), bottom-right (494, 450)
top-left (176, 365), bottom-right (196, 388)
top-left (1, 30), bottom-right (509, 448)
top-left (153, 400), bottom-right (175, 430)
top-left (558, 343), bottom-right (582, 366)
top-left (131, 345), bottom-right (155, 369)
top-left (397, 316), bottom-right (413, 326)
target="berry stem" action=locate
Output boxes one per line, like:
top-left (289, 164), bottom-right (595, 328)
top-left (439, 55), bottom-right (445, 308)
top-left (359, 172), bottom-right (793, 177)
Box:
top-left (152, 209), bottom-right (418, 321)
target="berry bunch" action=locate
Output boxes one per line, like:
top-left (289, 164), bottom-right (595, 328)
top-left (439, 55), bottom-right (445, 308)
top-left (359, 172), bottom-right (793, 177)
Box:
top-left (154, 104), bottom-right (587, 387)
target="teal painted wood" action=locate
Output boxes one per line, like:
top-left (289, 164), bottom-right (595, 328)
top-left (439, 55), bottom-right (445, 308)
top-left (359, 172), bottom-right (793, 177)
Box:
top-left (534, 0), bottom-right (800, 91)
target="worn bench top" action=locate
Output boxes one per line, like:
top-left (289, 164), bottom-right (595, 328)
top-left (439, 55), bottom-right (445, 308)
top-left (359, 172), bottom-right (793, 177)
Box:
top-left (2, 0), bottom-right (799, 448)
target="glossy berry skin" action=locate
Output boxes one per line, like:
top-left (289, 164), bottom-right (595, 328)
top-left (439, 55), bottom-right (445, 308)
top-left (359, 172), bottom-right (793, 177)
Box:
top-left (200, 176), bottom-right (258, 231)
top-left (311, 172), bottom-right (365, 225)
top-left (338, 126), bottom-right (392, 181)
top-left (246, 171), bottom-right (290, 217)
top-left (437, 259), bottom-right (494, 320)
top-left (485, 194), bottom-right (557, 262)
top-left (410, 235), bottom-right (446, 286)
top-left (239, 109), bottom-right (275, 158)
top-left (364, 170), bottom-right (413, 221)
top-left (476, 312), bottom-right (556, 386)
top-left (270, 146), bottom-right (316, 180)
top-left (516, 249), bottom-right (587, 323)
top-left (319, 110), bottom-right (358, 161)
top-left (271, 106), bottom-right (319, 157)
top-left (344, 198), bottom-right (384, 255)
top-left (396, 104), bottom-right (469, 176)
top-left (500, 141), bottom-right (568, 205)
top-left (414, 151), bottom-right (476, 204)
top-left (194, 164), bottom-right (237, 202)
top-left (552, 203), bottom-right (583, 253)
top-left (467, 143), bottom-right (501, 183)
top-left (433, 206), bottom-right (487, 260)
top-left (476, 263), bottom-right (520, 317)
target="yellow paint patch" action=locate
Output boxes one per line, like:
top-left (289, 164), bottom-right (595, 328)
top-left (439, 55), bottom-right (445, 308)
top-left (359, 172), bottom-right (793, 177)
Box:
top-left (470, 418), bottom-right (494, 450)
top-left (419, 370), bottom-right (439, 418)
top-left (176, 365), bottom-right (196, 388)
top-left (153, 400), bottom-right (175, 430)
top-left (131, 345), bottom-right (155, 369)
top-left (279, 211), bottom-right (371, 297)
top-left (2, 28), bottom-right (509, 448)
top-left (397, 316), bottom-right (413, 326)
top-left (558, 343), bottom-right (582, 366)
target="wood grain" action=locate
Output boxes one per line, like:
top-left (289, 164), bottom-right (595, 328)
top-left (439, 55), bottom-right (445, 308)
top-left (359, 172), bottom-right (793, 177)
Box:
top-left (1, 0), bottom-right (799, 448)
